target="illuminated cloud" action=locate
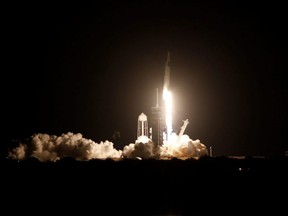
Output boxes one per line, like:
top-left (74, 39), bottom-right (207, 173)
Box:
top-left (8, 132), bottom-right (122, 162)
top-left (8, 132), bottom-right (207, 161)
top-left (122, 140), bottom-right (154, 159)
top-left (160, 133), bottom-right (208, 158)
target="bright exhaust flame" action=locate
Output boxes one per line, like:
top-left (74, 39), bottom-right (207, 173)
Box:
top-left (163, 87), bottom-right (173, 142)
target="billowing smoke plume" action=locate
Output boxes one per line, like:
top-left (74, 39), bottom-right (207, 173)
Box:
top-left (8, 132), bottom-right (122, 162)
top-left (122, 138), bottom-right (154, 159)
top-left (8, 132), bottom-right (208, 161)
top-left (160, 133), bottom-right (208, 158)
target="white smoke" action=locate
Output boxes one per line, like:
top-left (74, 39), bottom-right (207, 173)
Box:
top-left (8, 132), bottom-right (122, 162)
top-left (122, 138), bottom-right (154, 159)
top-left (8, 132), bottom-right (208, 161)
top-left (160, 133), bottom-right (208, 158)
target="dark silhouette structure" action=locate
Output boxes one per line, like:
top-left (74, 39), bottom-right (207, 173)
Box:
top-left (1, 156), bottom-right (287, 215)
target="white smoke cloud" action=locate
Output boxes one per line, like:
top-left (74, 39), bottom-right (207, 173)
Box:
top-left (122, 138), bottom-right (154, 159)
top-left (160, 133), bottom-right (208, 158)
top-left (8, 132), bottom-right (208, 161)
top-left (8, 132), bottom-right (122, 162)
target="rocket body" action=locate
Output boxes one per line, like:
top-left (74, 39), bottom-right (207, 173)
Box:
top-left (163, 52), bottom-right (170, 90)
top-left (162, 52), bottom-right (173, 141)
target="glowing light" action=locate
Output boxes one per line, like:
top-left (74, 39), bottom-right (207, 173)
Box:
top-left (137, 135), bottom-right (150, 144)
top-left (163, 87), bottom-right (173, 142)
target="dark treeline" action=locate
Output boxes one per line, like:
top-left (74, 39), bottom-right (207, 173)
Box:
top-left (1, 156), bottom-right (287, 215)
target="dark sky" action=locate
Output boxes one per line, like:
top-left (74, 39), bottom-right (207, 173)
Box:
top-left (2, 1), bottom-right (287, 157)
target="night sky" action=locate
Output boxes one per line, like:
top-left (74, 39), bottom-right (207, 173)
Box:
top-left (3, 1), bottom-right (287, 157)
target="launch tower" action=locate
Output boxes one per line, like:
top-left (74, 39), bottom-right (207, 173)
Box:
top-left (151, 88), bottom-right (164, 151)
top-left (150, 52), bottom-right (169, 151)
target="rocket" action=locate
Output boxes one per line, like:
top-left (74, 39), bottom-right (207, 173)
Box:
top-left (163, 52), bottom-right (170, 90)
